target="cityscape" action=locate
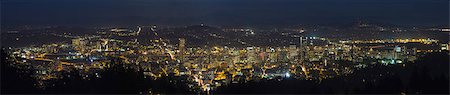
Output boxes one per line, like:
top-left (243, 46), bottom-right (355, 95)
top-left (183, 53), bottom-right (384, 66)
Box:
top-left (1, 0), bottom-right (449, 94)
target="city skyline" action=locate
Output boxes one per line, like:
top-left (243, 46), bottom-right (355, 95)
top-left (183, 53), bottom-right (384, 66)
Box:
top-left (1, 0), bottom-right (449, 94)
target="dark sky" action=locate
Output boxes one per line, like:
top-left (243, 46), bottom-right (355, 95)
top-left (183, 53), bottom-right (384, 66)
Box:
top-left (1, 0), bottom-right (448, 26)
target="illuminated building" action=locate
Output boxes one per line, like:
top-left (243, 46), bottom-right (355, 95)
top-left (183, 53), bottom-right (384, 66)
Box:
top-left (179, 38), bottom-right (186, 62)
top-left (440, 28), bottom-right (450, 32)
top-left (72, 38), bottom-right (86, 52)
top-left (246, 47), bottom-right (257, 63)
top-left (289, 45), bottom-right (298, 60)
top-left (441, 44), bottom-right (449, 51)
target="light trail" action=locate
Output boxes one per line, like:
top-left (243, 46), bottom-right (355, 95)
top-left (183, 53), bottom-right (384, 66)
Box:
top-left (149, 26), bottom-right (176, 60)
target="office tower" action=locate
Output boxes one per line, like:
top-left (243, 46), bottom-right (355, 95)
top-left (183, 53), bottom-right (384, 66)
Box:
top-left (298, 36), bottom-right (304, 63)
top-left (289, 45), bottom-right (298, 60)
top-left (246, 47), bottom-right (256, 63)
top-left (72, 38), bottom-right (86, 52)
top-left (179, 38), bottom-right (186, 61)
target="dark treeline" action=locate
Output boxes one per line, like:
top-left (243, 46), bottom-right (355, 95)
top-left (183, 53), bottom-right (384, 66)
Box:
top-left (214, 52), bottom-right (449, 94)
top-left (1, 47), bottom-right (193, 94)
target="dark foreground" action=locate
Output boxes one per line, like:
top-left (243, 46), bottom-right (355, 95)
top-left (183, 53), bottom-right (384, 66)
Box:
top-left (215, 52), bottom-right (449, 94)
top-left (2, 49), bottom-right (449, 94)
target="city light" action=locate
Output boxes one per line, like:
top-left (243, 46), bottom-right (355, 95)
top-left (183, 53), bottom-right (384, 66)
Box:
top-left (1, 0), bottom-right (448, 94)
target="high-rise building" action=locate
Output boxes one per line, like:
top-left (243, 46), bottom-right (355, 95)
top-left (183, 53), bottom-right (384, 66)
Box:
top-left (72, 38), bottom-right (86, 52)
top-left (72, 38), bottom-right (81, 46)
top-left (246, 47), bottom-right (256, 63)
top-left (289, 45), bottom-right (298, 60)
top-left (393, 45), bottom-right (403, 60)
top-left (267, 48), bottom-right (277, 62)
top-left (179, 38), bottom-right (186, 61)
top-left (298, 36), bottom-right (305, 64)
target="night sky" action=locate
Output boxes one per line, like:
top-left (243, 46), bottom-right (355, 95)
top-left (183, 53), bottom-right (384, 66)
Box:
top-left (1, 0), bottom-right (448, 26)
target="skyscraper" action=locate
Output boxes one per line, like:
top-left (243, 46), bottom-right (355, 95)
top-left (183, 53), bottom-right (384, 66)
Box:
top-left (289, 45), bottom-right (298, 60)
top-left (179, 38), bottom-right (186, 62)
top-left (298, 36), bottom-right (304, 64)
top-left (72, 38), bottom-right (86, 52)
